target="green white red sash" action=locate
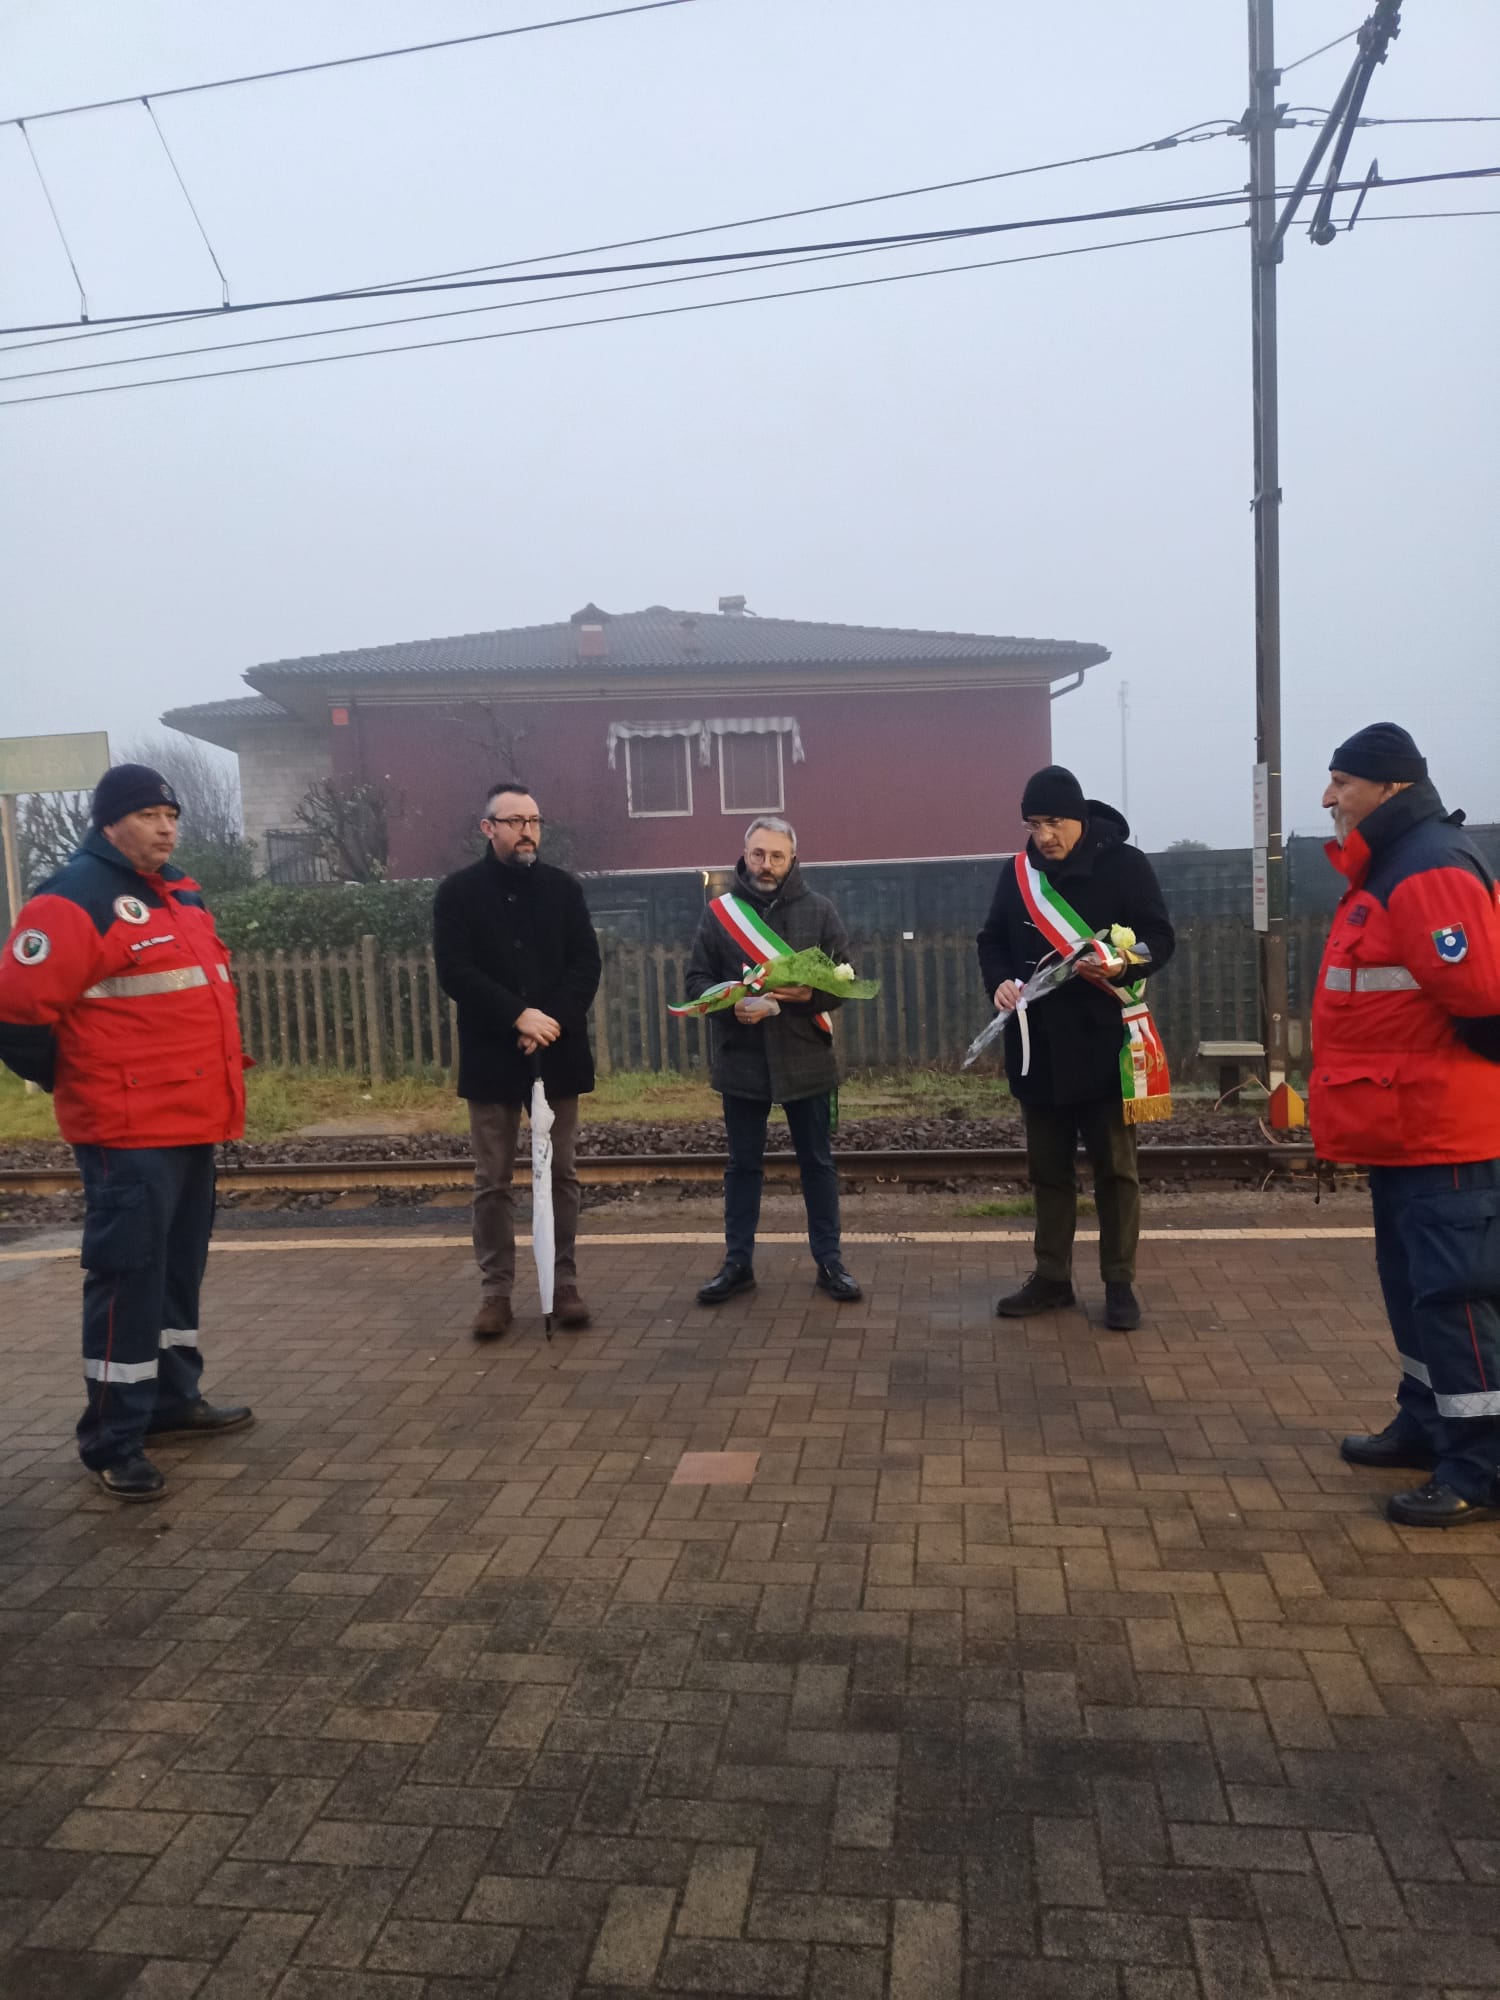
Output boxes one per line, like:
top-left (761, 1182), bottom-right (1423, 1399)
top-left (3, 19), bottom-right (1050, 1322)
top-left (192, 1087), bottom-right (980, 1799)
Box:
top-left (1014, 854), bottom-right (1172, 1124)
top-left (672, 893), bottom-right (833, 1034)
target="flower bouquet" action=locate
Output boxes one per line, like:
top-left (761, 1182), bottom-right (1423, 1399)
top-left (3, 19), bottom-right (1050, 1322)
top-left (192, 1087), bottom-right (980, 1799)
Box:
top-left (670, 947), bottom-right (880, 1019)
top-left (962, 926), bottom-right (1152, 1070)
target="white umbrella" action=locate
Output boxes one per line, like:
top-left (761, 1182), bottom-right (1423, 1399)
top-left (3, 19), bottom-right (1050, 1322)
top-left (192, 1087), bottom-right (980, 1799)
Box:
top-left (529, 1072), bottom-right (556, 1339)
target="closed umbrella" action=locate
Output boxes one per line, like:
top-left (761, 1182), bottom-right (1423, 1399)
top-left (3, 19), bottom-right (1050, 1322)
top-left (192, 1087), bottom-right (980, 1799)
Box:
top-left (528, 1070), bottom-right (556, 1339)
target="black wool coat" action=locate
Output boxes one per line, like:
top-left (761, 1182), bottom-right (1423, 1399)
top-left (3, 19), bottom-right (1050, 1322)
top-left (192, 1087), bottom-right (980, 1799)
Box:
top-left (433, 851), bottom-right (602, 1105)
top-left (976, 802), bottom-right (1175, 1107)
top-left (685, 858), bottom-right (850, 1104)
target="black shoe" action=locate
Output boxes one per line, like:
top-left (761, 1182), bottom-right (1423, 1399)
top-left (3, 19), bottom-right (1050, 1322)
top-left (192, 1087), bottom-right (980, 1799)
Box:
top-left (1103, 1282), bottom-right (1142, 1331)
top-left (96, 1454), bottom-right (167, 1502)
top-left (1340, 1425), bottom-right (1436, 1472)
top-left (996, 1273), bottom-right (1076, 1318)
top-left (815, 1260), bottom-right (862, 1302)
top-left (1385, 1480), bottom-right (1500, 1529)
top-left (697, 1260), bottom-right (756, 1305)
top-left (146, 1401), bottom-right (254, 1442)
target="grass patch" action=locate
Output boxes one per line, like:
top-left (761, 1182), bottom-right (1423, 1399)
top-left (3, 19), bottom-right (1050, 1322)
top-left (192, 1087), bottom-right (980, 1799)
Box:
top-left (957, 1195), bottom-right (1097, 1219)
top-left (0, 1062), bottom-right (1014, 1146)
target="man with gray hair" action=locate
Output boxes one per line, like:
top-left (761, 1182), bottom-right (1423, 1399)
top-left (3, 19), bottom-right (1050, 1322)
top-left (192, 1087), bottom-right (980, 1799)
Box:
top-left (685, 815), bottom-right (862, 1304)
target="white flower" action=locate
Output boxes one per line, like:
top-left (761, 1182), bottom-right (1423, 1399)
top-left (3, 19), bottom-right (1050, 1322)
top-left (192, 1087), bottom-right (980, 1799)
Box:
top-left (833, 962), bottom-right (856, 980)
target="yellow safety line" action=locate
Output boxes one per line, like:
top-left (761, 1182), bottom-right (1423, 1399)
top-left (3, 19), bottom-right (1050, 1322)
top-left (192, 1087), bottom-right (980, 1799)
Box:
top-left (0, 1225), bottom-right (1375, 1266)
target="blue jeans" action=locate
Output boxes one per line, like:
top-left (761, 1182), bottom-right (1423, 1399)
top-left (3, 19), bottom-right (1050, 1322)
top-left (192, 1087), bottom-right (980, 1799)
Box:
top-left (722, 1092), bottom-right (841, 1268)
top-left (73, 1144), bottom-right (216, 1469)
top-left (1368, 1158), bottom-right (1500, 1502)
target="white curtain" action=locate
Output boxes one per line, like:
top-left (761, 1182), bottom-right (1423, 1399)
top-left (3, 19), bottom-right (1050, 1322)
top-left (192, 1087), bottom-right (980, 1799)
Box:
top-left (700, 717), bottom-right (805, 766)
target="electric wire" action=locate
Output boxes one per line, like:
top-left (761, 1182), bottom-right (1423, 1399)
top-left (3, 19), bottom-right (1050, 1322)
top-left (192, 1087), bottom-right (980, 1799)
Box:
top-left (1280, 26), bottom-right (1361, 74)
top-left (141, 99), bottom-right (231, 306)
top-left (15, 122), bottom-right (88, 318)
top-left (0, 1), bottom-right (705, 128)
top-left (5, 164), bottom-right (1492, 340)
top-left (0, 222), bottom-right (1244, 409)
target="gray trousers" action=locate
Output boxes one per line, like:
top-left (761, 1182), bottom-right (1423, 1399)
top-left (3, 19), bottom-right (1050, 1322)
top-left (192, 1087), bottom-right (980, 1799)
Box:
top-left (469, 1097), bottom-right (581, 1299)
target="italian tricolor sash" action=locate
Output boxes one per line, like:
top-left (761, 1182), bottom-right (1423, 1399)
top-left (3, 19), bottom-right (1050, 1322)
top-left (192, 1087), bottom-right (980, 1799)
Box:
top-left (675, 893), bottom-right (833, 1035)
top-left (1014, 854), bottom-right (1172, 1124)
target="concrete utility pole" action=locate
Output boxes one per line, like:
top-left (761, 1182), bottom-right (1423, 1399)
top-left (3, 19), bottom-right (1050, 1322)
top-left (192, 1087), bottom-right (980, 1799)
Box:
top-left (1246, 0), bottom-right (1289, 1088)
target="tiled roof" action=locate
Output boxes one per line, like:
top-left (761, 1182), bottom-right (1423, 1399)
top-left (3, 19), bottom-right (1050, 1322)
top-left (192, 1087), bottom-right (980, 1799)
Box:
top-left (244, 605), bottom-right (1107, 686)
top-left (162, 695), bottom-right (290, 726)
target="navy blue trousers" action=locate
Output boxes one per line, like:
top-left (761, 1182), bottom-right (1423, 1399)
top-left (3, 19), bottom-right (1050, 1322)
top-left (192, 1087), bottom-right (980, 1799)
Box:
top-left (722, 1092), bottom-right (841, 1267)
top-left (1368, 1159), bottom-right (1500, 1502)
top-left (73, 1144), bottom-right (216, 1469)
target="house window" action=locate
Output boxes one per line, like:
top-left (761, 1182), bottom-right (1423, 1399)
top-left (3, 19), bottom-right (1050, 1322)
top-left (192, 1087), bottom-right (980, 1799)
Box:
top-left (718, 729), bottom-right (785, 814)
top-left (626, 732), bottom-right (693, 817)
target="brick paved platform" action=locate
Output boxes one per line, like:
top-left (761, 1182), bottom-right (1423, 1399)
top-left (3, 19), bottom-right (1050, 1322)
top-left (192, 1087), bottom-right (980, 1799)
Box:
top-left (3, 1226), bottom-right (1500, 2000)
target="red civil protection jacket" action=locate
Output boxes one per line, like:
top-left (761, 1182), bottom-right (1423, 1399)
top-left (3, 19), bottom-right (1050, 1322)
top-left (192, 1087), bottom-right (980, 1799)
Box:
top-left (0, 830), bottom-right (247, 1148)
top-left (1310, 783), bottom-right (1500, 1166)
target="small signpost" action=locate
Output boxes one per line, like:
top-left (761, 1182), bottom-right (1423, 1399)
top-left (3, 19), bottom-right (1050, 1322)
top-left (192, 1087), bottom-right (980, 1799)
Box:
top-left (0, 731), bottom-right (110, 930)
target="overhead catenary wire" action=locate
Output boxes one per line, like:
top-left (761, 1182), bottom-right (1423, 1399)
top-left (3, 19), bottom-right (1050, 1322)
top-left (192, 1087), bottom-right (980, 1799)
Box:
top-left (3, 164), bottom-right (1492, 341)
top-left (141, 99), bottom-right (231, 307)
top-left (15, 122), bottom-right (89, 319)
top-left (0, 222), bottom-right (1246, 409)
top-left (0, 0), bottom-right (705, 128)
top-left (0, 119), bottom-right (1246, 353)
top-left (1279, 25), bottom-right (1361, 74)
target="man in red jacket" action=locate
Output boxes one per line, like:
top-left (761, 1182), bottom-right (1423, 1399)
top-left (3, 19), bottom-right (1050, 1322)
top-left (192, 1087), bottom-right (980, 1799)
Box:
top-left (0, 764), bottom-right (252, 1502)
top-left (1312, 724), bottom-right (1500, 1527)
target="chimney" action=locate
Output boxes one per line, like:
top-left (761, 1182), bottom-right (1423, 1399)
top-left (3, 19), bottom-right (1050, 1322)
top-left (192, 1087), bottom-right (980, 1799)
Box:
top-left (718, 594), bottom-right (747, 617)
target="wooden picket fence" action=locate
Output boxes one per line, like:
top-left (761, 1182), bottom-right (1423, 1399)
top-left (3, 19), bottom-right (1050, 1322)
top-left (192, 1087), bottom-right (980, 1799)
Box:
top-left (231, 916), bottom-right (1330, 1082)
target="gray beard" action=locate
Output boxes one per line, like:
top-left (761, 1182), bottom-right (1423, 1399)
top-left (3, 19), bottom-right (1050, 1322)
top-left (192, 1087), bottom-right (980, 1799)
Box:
top-left (507, 849), bottom-right (538, 868)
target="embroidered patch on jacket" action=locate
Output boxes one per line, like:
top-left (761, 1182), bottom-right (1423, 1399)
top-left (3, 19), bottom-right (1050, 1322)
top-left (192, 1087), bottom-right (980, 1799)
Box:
top-left (1345, 905), bottom-right (1369, 927)
top-left (1433, 925), bottom-right (1469, 964)
top-left (113, 895), bottom-right (150, 925)
top-left (12, 929), bottom-right (50, 965)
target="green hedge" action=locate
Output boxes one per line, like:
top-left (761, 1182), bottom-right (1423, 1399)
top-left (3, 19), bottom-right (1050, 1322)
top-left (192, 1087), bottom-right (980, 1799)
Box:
top-left (214, 880), bottom-right (437, 954)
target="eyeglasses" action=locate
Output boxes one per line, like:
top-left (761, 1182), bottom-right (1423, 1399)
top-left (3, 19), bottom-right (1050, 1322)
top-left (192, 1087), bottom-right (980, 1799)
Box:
top-left (485, 815), bottom-right (544, 831)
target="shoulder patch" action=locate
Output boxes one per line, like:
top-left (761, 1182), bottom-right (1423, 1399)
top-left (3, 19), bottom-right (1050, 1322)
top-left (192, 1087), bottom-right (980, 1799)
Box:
top-left (12, 929), bottom-right (50, 966)
top-left (1433, 925), bottom-right (1469, 965)
top-left (113, 895), bottom-right (150, 926)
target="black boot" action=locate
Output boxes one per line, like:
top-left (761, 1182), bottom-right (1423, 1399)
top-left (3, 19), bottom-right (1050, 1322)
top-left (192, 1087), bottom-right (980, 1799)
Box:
top-left (1339, 1423), bottom-right (1435, 1471)
top-left (147, 1401), bottom-right (254, 1442)
top-left (996, 1273), bottom-right (1076, 1318)
top-left (96, 1454), bottom-right (167, 1502)
top-left (697, 1260), bottom-right (756, 1305)
top-left (1386, 1480), bottom-right (1500, 1528)
top-left (1104, 1282), bottom-right (1141, 1331)
top-left (815, 1259), bottom-right (862, 1302)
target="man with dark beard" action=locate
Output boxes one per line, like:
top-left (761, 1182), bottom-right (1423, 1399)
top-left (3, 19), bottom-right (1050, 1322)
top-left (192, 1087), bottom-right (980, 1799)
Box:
top-left (434, 782), bottom-right (601, 1340)
top-left (687, 815), bottom-right (862, 1305)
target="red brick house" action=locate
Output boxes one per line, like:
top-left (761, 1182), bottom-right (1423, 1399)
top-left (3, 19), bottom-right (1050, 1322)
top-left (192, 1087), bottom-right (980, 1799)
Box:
top-left (165, 601), bottom-right (1108, 881)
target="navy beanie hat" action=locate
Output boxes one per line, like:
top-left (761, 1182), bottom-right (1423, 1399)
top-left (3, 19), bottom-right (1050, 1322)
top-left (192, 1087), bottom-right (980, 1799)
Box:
top-left (1021, 765), bottom-right (1088, 820)
top-left (1329, 723), bottom-right (1427, 785)
top-left (91, 764), bottom-right (181, 830)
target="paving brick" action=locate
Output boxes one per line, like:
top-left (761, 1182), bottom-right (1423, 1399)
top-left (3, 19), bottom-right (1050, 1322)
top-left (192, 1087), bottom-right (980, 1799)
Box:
top-left (292, 1867), bottom-right (408, 1969)
top-left (587, 1883), bottom-right (677, 1986)
top-left (656, 1937), bottom-right (808, 1995)
top-left (1308, 1831), bottom-right (1405, 1928)
top-left (367, 1918), bottom-right (519, 1978)
top-left (675, 1844), bottom-right (756, 1938)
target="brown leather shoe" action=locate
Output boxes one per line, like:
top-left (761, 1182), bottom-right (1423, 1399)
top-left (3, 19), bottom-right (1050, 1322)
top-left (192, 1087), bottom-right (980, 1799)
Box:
top-left (471, 1297), bottom-right (513, 1341)
top-left (553, 1284), bottom-right (591, 1329)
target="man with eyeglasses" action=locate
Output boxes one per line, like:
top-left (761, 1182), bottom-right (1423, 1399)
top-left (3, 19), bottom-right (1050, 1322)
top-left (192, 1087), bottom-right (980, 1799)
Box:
top-left (977, 765), bottom-right (1175, 1331)
top-left (686, 815), bottom-right (863, 1306)
top-left (434, 782), bottom-right (601, 1340)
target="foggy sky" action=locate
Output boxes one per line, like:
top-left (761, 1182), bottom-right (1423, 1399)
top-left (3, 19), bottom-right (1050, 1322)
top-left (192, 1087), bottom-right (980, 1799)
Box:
top-left (2, 0), bottom-right (1497, 853)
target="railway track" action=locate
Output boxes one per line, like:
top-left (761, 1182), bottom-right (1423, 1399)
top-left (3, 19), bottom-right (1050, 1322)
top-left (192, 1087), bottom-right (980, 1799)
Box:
top-left (0, 1143), bottom-right (1316, 1199)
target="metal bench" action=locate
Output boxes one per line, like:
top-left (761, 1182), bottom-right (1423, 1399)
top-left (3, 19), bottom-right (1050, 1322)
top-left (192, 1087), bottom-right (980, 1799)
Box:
top-left (1197, 1039), bottom-right (1267, 1101)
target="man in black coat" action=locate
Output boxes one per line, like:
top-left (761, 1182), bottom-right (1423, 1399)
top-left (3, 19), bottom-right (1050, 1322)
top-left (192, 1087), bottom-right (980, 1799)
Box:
top-left (977, 765), bottom-right (1175, 1330)
top-left (434, 783), bottom-right (602, 1340)
top-left (685, 816), bottom-right (862, 1306)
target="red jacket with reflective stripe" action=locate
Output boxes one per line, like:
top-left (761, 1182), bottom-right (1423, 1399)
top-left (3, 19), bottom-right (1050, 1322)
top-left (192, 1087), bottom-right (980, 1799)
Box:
top-left (1310, 783), bottom-right (1500, 1166)
top-left (0, 831), bottom-right (247, 1148)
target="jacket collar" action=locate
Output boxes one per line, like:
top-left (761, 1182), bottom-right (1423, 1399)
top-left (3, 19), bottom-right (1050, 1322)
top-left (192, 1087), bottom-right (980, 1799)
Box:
top-left (734, 855), bottom-right (806, 911)
top-left (1325, 778), bottom-right (1449, 889)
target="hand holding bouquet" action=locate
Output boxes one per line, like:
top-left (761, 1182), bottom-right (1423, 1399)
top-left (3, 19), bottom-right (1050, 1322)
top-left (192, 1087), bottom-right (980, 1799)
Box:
top-left (672, 947), bottom-right (880, 1019)
top-left (963, 925), bottom-right (1153, 1069)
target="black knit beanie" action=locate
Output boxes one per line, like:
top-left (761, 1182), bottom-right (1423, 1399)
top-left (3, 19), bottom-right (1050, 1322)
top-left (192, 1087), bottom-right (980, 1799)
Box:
top-left (90, 764), bottom-right (181, 829)
top-left (1021, 765), bottom-right (1088, 820)
top-left (1328, 723), bottom-right (1427, 784)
